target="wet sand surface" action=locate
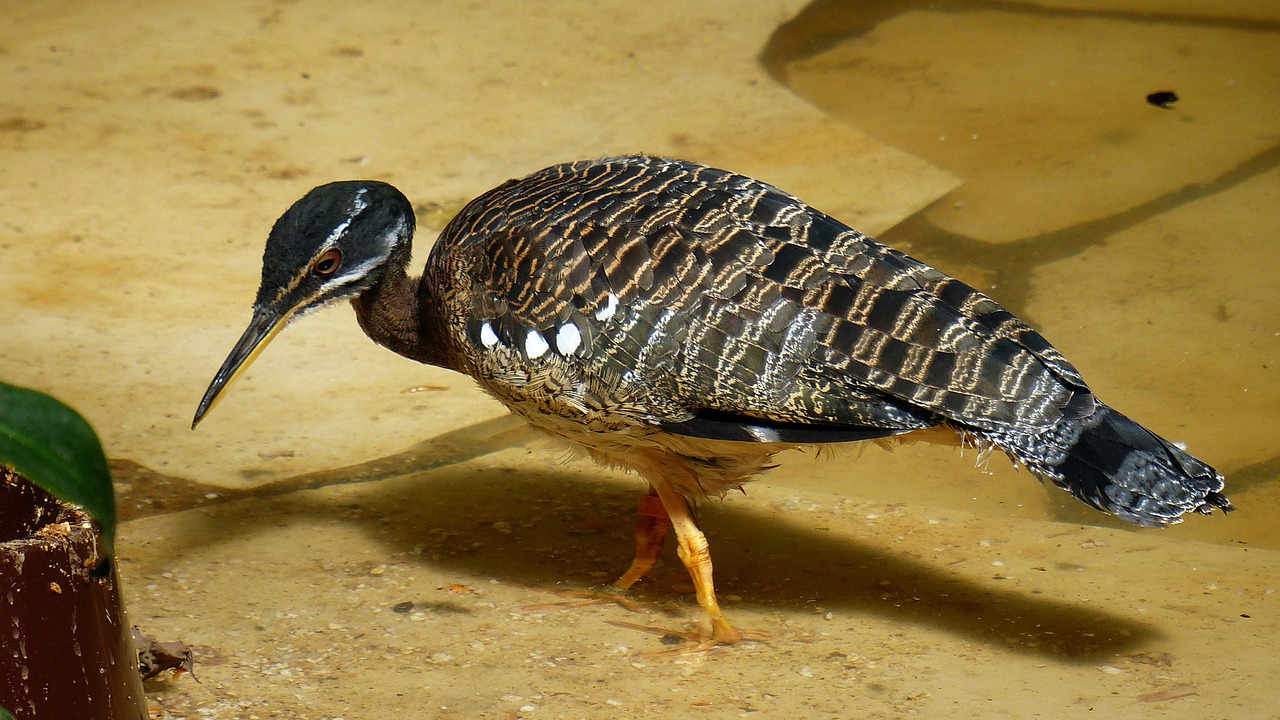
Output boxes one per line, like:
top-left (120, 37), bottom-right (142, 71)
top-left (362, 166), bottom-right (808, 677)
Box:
top-left (2, 1), bottom-right (1277, 718)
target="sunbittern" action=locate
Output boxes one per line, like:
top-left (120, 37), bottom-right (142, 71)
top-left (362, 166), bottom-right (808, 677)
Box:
top-left (194, 155), bottom-right (1231, 648)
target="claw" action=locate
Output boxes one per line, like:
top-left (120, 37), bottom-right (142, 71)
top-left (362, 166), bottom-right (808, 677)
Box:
top-left (608, 619), bottom-right (770, 656)
top-left (521, 585), bottom-right (647, 613)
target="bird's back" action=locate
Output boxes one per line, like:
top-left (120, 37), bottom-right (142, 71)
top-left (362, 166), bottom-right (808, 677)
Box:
top-left (421, 155), bottom-right (1227, 524)
top-left (427, 156), bottom-right (1079, 435)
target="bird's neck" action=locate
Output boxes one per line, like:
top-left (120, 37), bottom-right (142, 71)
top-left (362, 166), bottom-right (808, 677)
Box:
top-left (352, 265), bottom-right (456, 370)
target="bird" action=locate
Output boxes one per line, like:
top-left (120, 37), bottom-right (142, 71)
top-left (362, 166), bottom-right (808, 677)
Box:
top-left (193, 154), bottom-right (1232, 649)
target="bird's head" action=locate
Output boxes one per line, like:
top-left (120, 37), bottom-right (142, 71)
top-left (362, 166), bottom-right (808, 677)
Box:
top-left (192, 180), bottom-right (415, 428)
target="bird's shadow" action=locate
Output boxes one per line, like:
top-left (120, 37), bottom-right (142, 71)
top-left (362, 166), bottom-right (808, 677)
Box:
top-left (129, 459), bottom-right (1158, 663)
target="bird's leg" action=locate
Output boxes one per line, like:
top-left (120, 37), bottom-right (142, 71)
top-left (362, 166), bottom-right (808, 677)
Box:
top-left (612, 489), bottom-right (671, 591)
top-left (644, 476), bottom-right (742, 647)
top-left (526, 471), bottom-right (760, 651)
top-left (521, 490), bottom-right (669, 613)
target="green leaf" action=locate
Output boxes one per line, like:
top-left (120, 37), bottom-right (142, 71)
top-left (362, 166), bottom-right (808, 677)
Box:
top-left (0, 382), bottom-right (116, 547)
top-left (0, 704), bottom-right (15, 720)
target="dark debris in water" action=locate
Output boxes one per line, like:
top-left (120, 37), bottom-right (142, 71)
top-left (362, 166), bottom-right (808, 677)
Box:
top-left (1146, 90), bottom-right (1178, 109)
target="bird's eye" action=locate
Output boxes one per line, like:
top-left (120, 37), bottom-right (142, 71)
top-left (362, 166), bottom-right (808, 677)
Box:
top-left (312, 249), bottom-right (342, 276)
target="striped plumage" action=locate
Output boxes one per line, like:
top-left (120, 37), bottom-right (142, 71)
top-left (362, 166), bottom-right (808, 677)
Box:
top-left (424, 156), bottom-right (1227, 524)
top-left (195, 154), bottom-right (1231, 648)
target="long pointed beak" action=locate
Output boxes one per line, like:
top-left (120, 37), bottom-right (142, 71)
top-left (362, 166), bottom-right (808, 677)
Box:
top-left (192, 308), bottom-right (291, 429)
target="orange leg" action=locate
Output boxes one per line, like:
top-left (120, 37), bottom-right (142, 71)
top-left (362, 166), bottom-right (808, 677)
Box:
top-left (529, 467), bottom-right (759, 651)
top-left (522, 490), bottom-right (668, 613)
top-left (612, 490), bottom-right (671, 591)
top-left (645, 477), bottom-right (742, 647)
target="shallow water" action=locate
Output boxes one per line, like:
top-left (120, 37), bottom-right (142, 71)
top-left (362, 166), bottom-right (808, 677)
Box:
top-left (1, 1), bottom-right (1277, 718)
top-left (763, 0), bottom-right (1280, 548)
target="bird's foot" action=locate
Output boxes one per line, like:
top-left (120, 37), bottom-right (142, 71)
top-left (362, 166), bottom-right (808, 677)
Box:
top-left (520, 584), bottom-right (647, 613)
top-left (608, 618), bottom-right (770, 656)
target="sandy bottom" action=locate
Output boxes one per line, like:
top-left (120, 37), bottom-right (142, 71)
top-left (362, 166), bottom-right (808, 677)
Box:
top-left (2, 0), bottom-right (1278, 718)
top-left (125, 446), bottom-right (1278, 719)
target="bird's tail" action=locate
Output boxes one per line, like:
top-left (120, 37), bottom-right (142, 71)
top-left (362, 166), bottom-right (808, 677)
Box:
top-left (985, 401), bottom-right (1232, 527)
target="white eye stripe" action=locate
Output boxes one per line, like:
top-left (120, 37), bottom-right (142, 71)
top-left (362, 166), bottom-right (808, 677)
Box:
top-left (326, 254), bottom-right (383, 288)
top-left (316, 218), bottom-right (408, 287)
top-left (325, 187), bottom-right (370, 245)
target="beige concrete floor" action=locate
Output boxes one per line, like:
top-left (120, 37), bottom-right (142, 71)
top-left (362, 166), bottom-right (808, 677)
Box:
top-left (2, 1), bottom-right (1278, 718)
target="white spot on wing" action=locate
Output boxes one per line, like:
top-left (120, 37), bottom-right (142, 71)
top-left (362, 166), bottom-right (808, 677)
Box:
top-left (555, 322), bottom-right (582, 355)
top-left (479, 322), bottom-right (499, 348)
top-left (525, 329), bottom-right (549, 358)
top-left (594, 293), bottom-right (619, 322)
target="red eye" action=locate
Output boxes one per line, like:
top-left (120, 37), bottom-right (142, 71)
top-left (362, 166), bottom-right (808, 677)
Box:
top-left (313, 249), bottom-right (342, 276)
